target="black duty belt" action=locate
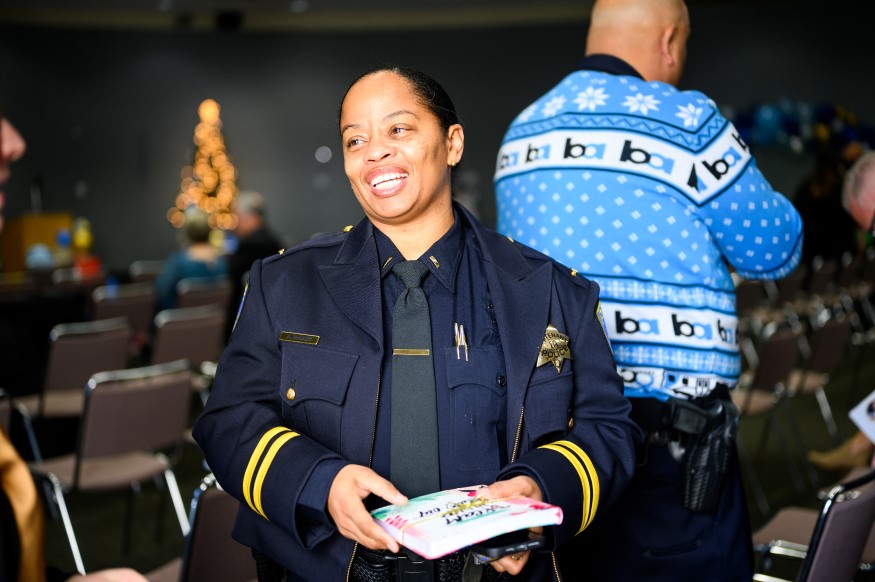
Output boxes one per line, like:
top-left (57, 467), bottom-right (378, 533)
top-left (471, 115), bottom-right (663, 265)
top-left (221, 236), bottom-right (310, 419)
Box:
top-left (351, 547), bottom-right (509, 582)
top-left (630, 384), bottom-right (731, 435)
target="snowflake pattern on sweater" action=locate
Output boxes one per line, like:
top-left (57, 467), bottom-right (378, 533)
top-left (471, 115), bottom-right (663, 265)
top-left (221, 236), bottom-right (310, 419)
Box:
top-left (494, 70), bottom-right (803, 400)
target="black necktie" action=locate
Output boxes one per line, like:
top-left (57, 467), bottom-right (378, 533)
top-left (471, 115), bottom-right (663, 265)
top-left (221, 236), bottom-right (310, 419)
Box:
top-left (390, 260), bottom-right (440, 497)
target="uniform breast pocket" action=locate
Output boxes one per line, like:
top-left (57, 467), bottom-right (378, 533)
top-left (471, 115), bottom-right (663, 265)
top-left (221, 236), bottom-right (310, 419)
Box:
top-left (279, 343), bottom-right (359, 451)
top-left (524, 368), bottom-right (574, 446)
top-left (444, 345), bottom-right (506, 472)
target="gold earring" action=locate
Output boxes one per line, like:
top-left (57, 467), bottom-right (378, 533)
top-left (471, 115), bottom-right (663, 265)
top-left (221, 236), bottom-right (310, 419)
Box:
top-left (450, 161), bottom-right (457, 167)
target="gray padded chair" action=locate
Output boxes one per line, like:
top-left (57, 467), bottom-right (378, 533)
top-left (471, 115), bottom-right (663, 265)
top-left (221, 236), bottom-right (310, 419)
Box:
top-left (28, 359), bottom-right (193, 575)
top-left (14, 316), bottom-right (131, 461)
top-left (752, 468), bottom-right (875, 582)
top-left (146, 472), bottom-right (257, 582)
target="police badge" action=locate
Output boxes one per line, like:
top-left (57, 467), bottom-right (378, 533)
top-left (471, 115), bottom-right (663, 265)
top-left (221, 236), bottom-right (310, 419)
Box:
top-left (536, 324), bottom-right (573, 373)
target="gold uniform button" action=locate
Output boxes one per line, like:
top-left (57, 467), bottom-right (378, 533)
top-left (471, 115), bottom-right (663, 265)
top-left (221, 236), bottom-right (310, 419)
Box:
top-left (278, 248), bottom-right (285, 255)
top-left (343, 225), bottom-right (354, 232)
top-left (286, 388), bottom-right (296, 400)
top-left (567, 418), bottom-right (574, 429)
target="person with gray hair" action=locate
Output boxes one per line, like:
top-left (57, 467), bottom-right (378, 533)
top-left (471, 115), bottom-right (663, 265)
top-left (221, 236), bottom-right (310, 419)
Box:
top-left (843, 150), bottom-right (875, 233)
top-left (227, 190), bottom-right (282, 337)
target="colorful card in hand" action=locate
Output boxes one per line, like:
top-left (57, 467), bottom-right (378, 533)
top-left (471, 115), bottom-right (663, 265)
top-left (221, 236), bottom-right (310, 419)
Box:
top-left (370, 485), bottom-right (563, 560)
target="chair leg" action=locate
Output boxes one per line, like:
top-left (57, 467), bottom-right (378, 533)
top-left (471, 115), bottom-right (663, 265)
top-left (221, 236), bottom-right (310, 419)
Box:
top-left (13, 402), bottom-right (43, 462)
top-left (46, 474), bottom-right (85, 575)
top-left (123, 482), bottom-right (141, 555)
top-left (736, 435), bottom-right (770, 517)
top-left (776, 400), bottom-right (820, 489)
top-left (814, 387), bottom-right (842, 446)
top-left (154, 474), bottom-right (167, 542)
top-left (763, 409), bottom-right (806, 494)
top-left (161, 459), bottom-right (191, 536)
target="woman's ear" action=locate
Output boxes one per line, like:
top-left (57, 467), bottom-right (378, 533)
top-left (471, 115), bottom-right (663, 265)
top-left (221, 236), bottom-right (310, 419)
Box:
top-left (446, 123), bottom-right (465, 166)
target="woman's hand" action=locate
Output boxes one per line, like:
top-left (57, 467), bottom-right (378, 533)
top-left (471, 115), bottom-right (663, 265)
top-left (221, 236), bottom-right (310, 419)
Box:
top-left (327, 465), bottom-right (408, 551)
top-left (481, 476), bottom-right (544, 575)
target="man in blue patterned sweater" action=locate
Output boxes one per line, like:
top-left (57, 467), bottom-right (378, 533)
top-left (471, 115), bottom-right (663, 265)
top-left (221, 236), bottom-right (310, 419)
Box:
top-left (493, 0), bottom-right (803, 579)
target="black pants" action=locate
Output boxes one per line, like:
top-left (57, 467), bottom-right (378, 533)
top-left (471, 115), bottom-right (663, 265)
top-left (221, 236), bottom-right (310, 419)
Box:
top-left (561, 444), bottom-right (754, 582)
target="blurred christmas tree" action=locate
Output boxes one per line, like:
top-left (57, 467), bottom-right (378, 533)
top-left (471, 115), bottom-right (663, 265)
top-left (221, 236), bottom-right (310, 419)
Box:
top-left (167, 98), bottom-right (238, 233)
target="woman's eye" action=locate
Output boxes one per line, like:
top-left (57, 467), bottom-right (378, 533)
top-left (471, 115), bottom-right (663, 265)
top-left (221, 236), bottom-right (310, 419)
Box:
top-left (391, 126), bottom-right (408, 135)
top-left (346, 137), bottom-right (364, 148)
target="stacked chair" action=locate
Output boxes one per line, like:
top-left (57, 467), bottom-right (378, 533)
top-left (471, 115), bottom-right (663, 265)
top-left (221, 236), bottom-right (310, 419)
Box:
top-left (731, 248), bottom-right (875, 502)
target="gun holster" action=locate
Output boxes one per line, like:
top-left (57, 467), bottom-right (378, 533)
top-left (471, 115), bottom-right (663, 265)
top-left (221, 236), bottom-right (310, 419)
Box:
top-left (630, 395), bottom-right (740, 514)
top-left (679, 399), bottom-right (740, 513)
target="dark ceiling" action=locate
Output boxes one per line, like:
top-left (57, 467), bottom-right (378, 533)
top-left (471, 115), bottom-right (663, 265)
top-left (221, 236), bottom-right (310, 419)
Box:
top-left (0, 0), bottom-right (598, 30)
top-left (0, 0), bottom-right (806, 31)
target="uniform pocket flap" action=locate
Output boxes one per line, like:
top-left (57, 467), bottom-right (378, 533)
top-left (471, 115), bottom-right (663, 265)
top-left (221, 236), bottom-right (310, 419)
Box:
top-left (444, 345), bottom-right (505, 390)
top-left (280, 345), bottom-right (359, 406)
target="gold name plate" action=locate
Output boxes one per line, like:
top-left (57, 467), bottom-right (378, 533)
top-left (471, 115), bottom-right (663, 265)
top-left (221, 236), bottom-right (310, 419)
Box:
top-left (279, 332), bottom-right (320, 345)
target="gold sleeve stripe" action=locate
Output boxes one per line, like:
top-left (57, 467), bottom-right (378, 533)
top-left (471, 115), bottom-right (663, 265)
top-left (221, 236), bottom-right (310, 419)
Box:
top-left (554, 440), bottom-right (600, 530)
top-left (539, 444), bottom-right (590, 534)
top-left (243, 427), bottom-right (291, 515)
top-left (253, 431), bottom-right (299, 518)
top-left (539, 440), bottom-right (600, 534)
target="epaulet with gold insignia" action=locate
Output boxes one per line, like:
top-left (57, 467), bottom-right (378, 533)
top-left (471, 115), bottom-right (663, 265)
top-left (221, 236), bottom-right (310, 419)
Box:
top-left (262, 226), bottom-right (353, 264)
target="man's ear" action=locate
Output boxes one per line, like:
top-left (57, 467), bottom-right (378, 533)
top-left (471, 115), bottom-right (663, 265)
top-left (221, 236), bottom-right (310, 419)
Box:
top-left (660, 24), bottom-right (679, 67)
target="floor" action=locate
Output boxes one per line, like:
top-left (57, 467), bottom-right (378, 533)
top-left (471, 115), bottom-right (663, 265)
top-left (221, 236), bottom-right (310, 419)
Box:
top-left (15, 334), bottom-right (875, 579)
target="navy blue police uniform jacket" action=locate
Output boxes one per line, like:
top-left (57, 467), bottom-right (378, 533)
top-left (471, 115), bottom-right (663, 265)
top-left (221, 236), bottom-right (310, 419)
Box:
top-left (192, 202), bottom-right (641, 581)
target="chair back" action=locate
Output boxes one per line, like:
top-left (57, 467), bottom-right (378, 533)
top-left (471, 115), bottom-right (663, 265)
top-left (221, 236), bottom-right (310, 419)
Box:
top-left (773, 265), bottom-right (807, 305)
top-left (805, 257), bottom-right (838, 297)
top-left (836, 251), bottom-right (865, 290)
top-left (807, 317), bottom-right (851, 374)
top-left (801, 469), bottom-right (875, 581)
top-left (151, 305), bottom-right (225, 367)
top-left (751, 329), bottom-right (802, 391)
top-left (128, 259), bottom-right (165, 284)
top-left (736, 279), bottom-right (767, 318)
top-left (91, 281), bottom-right (156, 342)
top-left (180, 473), bottom-right (256, 582)
top-left (176, 277), bottom-right (232, 312)
top-left (77, 359), bottom-right (191, 464)
top-left (43, 317), bottom-right (131, 397)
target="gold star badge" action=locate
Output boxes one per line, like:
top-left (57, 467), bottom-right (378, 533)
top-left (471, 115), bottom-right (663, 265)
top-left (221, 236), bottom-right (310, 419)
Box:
top-left (537, 324), bottom-right (573, 373)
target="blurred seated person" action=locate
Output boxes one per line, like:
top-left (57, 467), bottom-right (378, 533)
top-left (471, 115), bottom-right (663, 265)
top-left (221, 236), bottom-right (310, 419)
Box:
top-left (809, 150), bottom-right (875, 472)
top-left (793, 145), bottom-right (862, 270)
top-left (226, 190), bottom-right (281, 336)
top-left (155, 207), bottom-right (228, 311)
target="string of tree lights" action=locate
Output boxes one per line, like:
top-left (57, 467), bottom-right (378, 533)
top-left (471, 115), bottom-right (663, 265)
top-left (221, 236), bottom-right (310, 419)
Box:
top-left (166, 98), bottom-right (239, 232)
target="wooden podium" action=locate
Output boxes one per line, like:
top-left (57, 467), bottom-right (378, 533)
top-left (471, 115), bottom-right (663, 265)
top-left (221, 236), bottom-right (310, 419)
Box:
top-left (0, 213), bottom-right (73, 273)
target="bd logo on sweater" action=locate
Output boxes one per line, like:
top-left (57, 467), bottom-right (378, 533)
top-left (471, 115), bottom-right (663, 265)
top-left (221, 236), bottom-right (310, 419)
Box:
top-left (494, 126), bottom-right (753, 207)
top-left (606, 305), bottom-right (737, 350)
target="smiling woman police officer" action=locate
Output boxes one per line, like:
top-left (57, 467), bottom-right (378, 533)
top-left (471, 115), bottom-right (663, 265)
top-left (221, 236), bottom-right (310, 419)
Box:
top-left (193, 67), bottom-right (640, 582)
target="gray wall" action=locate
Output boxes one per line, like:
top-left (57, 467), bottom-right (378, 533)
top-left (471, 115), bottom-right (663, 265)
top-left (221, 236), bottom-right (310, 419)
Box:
top-left (0, 0), bottom-right (869, 271)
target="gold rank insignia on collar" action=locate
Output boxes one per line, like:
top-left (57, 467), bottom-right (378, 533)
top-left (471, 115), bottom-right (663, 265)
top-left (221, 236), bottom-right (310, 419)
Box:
top-left (536, 323), bottom-right (573, 373)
